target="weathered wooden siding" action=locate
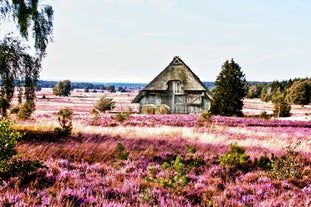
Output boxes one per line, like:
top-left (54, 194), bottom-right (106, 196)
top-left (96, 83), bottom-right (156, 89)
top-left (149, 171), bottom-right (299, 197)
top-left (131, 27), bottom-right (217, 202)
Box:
top-left (138, 92), bottom-right (210, 114)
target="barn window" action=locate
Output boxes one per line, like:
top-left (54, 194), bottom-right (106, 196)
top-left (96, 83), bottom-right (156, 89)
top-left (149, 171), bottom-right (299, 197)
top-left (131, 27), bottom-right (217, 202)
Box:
top-left (167, 80), bottom-right (182, 94)
top-left (175, 81), bottom-right (181, 93)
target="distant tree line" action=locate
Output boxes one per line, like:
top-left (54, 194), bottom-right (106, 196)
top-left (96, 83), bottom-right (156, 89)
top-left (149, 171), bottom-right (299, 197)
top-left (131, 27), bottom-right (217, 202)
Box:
top-left (37, 80), bottom-right (145, 92)
top-left (247, 77), bottom-right (311, 106)
top-left (50, 80), bottom-right (139, 96)
top-left (245, 77), bottom-right (311, 118)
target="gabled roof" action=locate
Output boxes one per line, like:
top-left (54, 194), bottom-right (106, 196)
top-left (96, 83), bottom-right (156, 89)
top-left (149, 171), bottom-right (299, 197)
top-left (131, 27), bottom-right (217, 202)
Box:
top-left (143, 56), bottom-right (208, 91)
top-left (133, 56), bottom-right (212, 103)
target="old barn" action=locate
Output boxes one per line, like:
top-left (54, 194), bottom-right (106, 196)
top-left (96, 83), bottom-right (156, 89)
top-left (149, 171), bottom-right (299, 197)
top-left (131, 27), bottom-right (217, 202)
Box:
top-left (133, 56), bottom-right (212, 114)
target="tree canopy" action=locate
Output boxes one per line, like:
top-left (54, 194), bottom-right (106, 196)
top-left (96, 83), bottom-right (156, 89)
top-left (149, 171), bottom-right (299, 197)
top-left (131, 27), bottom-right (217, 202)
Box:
top-left (53, 80), bottom-right (73, 97)
top-left (210, 59), bottom-right (247, 117)
top-left (1, 0), bottom-right (53, 59)
top-left (0, 0), bottom-right (53, 117)
top-left (286, 80), bottom-right (311, 105)
top-left (0, 36), bottom-right (40, 116)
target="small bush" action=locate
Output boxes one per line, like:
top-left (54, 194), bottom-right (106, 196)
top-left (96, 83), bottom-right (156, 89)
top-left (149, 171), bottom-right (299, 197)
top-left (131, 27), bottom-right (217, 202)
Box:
top-left (185, 145), bottom-right (196, 154)
top-left (0, 119), bottom-right (23, 164)
top-left (219, 143), bottom-right (250, 169)
top-left (199, 111), bottom-right (212, 122)
top-left (90, 108), bottom-right (100, 121)
top-left (0, 119), bottom-right (45, 181)
top-left (114, 143), bottom-right (129, 160)
top-left (9, 105), bottom-right (20, 114)
top-left (146, 146), bottom-right (205, 192)
top-left (114, 111), bottom-right (131, 122)
top-left (95, 96), bottom-right (115, 113)
top-left (255, 152), bottom-right (273, 170)
top-left (0, 159), bottom-right (47, 180)
top-left (269, 142), bottom-right (303, 180)
top-left (16, 103), bottom-right (33, 120)
top-left (54, 107), bottom-right (73, 137)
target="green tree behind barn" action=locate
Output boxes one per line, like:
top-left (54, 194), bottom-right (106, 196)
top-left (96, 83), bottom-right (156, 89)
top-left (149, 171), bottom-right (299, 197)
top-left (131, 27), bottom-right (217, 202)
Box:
top-left (210, 59), bottom-right (247, 117)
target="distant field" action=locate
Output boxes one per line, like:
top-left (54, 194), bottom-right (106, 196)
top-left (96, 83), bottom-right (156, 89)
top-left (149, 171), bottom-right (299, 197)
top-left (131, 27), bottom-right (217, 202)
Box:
top-left (12, 88), bottom-right (311, 122)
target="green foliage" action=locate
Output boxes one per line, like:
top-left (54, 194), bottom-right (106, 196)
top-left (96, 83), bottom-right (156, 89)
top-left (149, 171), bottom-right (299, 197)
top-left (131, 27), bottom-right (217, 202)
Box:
top-left (0, 119), bottom-right (44, 181)
top-left (95, 96), bottom-right (115, 113)
top-left (147, 166), bottom-right (157, 176)
top-left (90, 108), bottom-right (100, 121)
top-left (260, 85), bottom-right (272, 102)
top-left (147, 146), bottom-right (204, 190)
top-left (247, 83), bottom-right (265, 99)
top-left (0, 120), bottom-right (23, 164)
top-left (114, 110), bottom-right (131, 122)
top-left (54, 108), bottom-right (73, 137)
top-left (286, 80), bottom-right (311, 105)
top-left (269, 142), bottom-right (303, 180)
top-left (199, 111), bottom-right (212, 122)
top-left (172, 156), bottom-right (186, 173)
top-left (210, 59), bottom-right (247, 117)
top-left (272, 91), bottom-right (291, 118)
top-left (255, 152), bottom-right (273, 170)
top-left (259, 110), bottom-right (270, 120)
top-left (161, 161), bottom-right (170, 170)
top-left (16, 102), bottom-right (33, 120)
top-left (53, 80), bottom-right (73, 97)
top-left (0, 159), bottom-right (46, 180)
top-left (9, 105), bottom-right (20, 114)
top-left (114, 143), bottom-right (129, 160)
top-left (0, 37), bottom-right (39, 116)
top-left (219, 143), bottom-right (250, 169)
top-left (157, 156), bottom-right (188, 188)
top-left (0, 0), bottom-right (54, 58)
top-left (185, 144), bottom-right (196, 154)
top-left (1, 0), bottom-right (53, 117)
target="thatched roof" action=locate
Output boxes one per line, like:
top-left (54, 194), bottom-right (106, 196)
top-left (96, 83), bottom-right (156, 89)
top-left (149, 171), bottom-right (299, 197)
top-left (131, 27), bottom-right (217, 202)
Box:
top-left (133, 56), bottom-right (212, 103)
top-left (145, 56), bottom-right (209, 91)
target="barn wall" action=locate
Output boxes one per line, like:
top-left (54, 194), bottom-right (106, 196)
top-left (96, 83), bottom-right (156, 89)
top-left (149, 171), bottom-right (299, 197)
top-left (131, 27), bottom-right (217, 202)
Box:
top-left (138, 91), bottom-right (211, 114)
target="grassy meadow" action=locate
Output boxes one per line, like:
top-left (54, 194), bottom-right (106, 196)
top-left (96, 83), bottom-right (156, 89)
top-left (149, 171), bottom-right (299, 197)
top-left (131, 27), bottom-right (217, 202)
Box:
top-left (2, 89), bottom-right (311, 206)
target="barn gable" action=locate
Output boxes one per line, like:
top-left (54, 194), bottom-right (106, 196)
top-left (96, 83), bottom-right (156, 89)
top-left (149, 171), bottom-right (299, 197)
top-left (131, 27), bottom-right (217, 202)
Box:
top-left (133, 56), bottom-right (212, 114)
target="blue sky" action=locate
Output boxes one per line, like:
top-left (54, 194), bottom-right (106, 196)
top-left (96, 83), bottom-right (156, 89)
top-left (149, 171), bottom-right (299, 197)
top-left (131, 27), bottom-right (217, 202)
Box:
top-left (3, 0), bottom-right (311, 83)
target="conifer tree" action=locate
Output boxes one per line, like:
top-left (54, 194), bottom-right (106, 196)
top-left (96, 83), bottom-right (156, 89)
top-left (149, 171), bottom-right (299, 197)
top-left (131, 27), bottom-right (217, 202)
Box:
top-left (210, 59), bottom-right (247, 117)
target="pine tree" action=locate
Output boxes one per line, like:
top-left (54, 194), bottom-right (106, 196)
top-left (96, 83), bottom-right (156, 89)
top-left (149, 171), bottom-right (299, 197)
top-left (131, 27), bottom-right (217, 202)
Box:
top-left (210, 59), bottom-right (247, 117)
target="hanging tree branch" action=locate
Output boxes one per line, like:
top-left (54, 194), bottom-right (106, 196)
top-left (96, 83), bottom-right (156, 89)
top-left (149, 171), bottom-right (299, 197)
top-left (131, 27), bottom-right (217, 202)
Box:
top-left (1, 0), bottom-right (54, 59)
